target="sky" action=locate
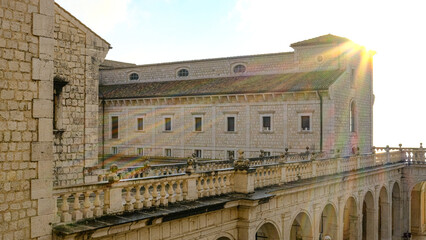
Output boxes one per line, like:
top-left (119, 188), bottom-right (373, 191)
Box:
top-left (56, 0), bottom-right (426, 148)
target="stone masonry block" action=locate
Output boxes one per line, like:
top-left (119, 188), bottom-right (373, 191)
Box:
top-left (38, 198), bottom-right (54, 215)
top-left (33, 13), bottom-right (54, 38)
top-left (32, 58), bottom-right (54, 81)
top-left (38, 118), bottom-right (53, 142)
top-left (33, 99), bottom-right (53, 118)
top-left (30, 214), bottom-right (53, 238)
top-left (31, 142), bottom-right (53, 161)
top-left (40, 0), bottom-right (54, 16)
top-left (31, 179), bottom-right (52, 200)
top-left (39, 80), bottom-right (53, 100)
top-left (39, 37), bottom-right (55, 60)
top-left (38, 160), bottom-right (53, 179)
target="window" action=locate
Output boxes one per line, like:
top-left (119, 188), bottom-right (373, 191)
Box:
top-left (177, 69), bottom-right (189, 77)
top-left (129, 73), bottom-right (139, 81)
top-left (227, 116), bottom-right (235, 132)
top-left (194, 117), bottom-right (202, 132)
top-left (164, 117), bottom-right (172, 131)
top-left (227, 150), bottom-right (235, 160)
top-left (350, 101), bottom-right (356, 132)
top-left (137, 148), bottom-right (144, 156)
top-left (165, 148), bottom-right (172, 157)
top-left (111, 147), bottom-right (118, 154)
top-left (194, 149), bottom-right (202, 158)
top-left (137, 117), bottom-right (144, 131)
top-left (111, 116), bottom-right (119, 138)
top-left (53, 76), bottom-right (68, 130)
top-left (301, 116), bottom-right (310, 131)
top-left (264, 151), bottom-right (271, 157)
top-left (262, 116), bottom-right (271, 131)
top-left (233, 64), bottom-right (246, 74)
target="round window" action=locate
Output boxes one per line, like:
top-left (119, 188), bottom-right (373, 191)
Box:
top-left (129, 73), bottom-right (139, 81)
top-left (177, 69), bottom-right (189, 77)
top-left (233, 64), bottom-right (246, 74)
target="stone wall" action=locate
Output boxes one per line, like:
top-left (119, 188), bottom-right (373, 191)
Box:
top-left (53, 4), bottom-right (109, 186)
top-left (0, 0), bottom-right (55, 239)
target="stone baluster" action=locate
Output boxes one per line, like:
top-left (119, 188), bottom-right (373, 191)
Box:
top-left (60, 194), bottom-right (71, 222)
top-left (83, 191), bottom-right (93, 218)
top-left (209, 175), bottom-right (215, 196)
top-left (203, 177), bottom-right (210, 197)
top-left (134, 185), bottom-right (143, 209)
top-left (152, 183), bottom-right (160, 207)
top-left (93, 190), bottom-right (103, 217)
top-left (214, 176), bottom-right (220, 195)
top-left (197, 178), bottom-right (203, 198)
top-left (124, 187), bottom-right (134, 211)
top-left (160, 182), bottom-right (168, 206)
top-left (143, 184), bottom-right (152, 208)
top-left (168, 181), bottom-right (176, 203)
top-left (218, 176), bottom-right (225, 195)
top-left (72, 192), bottom-right (82, 221)
top-left (175, 180), bottom-right (183, 201)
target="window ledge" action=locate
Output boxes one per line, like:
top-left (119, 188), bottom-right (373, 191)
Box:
top-left (298, 130), bottom-right (313, 134)
top-left (224, 131), bottom-right (238, 134)
top-left (193, 131), bottom-right (204, 133)
top-left (136, 130), bottom-right (145, 133)
top-left (162, 130), bottom-right (173, 133)
top-left (260, 131), bottom-right (274, 134)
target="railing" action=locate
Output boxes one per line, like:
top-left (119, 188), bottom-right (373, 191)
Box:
top-left (53, 145), bottom-right (425, 225)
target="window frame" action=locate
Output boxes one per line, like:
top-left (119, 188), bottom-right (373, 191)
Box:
top-left (163, 115), bottom-right (173, 132)
top-left (137, 147), bottom-right (144, 156)
top-left (136, 117), bottom-right (144, 131)
top-left (111, 147), bottom-right (118, 155)
top-left (298, 113), bottom-right (312, 132)
top-left (129, 72), bottom-right (139, 81)
top-left (226, 150), bottom-right (235, 160)
top-left (110, 115), bottom-right (119, 139)
top-left (260, 114), bottom-right (273, 132)
top-left (194, 149), bottom-right (202, 158)
top-left (164, 148), bottom-right (172, 157)
top-left (226, 115), bottom-right (237, 132)
top-left (194, 115), bottom-right (203, 132)
top-left (233, 64), bottom-right (247, 74)
top-left (177, 68), bottom-right (189, 77)
top-left (350, 100), bottom-right (357, 133)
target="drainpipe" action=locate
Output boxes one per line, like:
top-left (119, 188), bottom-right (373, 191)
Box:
top-left (101, 98), bottom-right (105, 169)
top-left (317, 91), bottom-right (323, 152)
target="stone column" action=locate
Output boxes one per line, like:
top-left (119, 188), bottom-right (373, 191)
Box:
top-left (337, 197), bottom-right (345, 240)
top-left (282, 212), bottom-right (292, 240)
top-left (313, 204), bottom-right (322, 240)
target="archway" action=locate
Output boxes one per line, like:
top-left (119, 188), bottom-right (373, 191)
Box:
top-left (392, 182), bottom-right (401, 240)
top-left (362, 191), bottom-right (374, 240)
top-left (290, 212), bottom-right (313, 240)
top-left (343, 197), bottom-right (358, 240)
top-left (256, 222), bottom-right (280, 240)
top-left (411, 182), bottom-right (426, 236)
top-left (378, 186), bottom-right (390, 240)
top-left (319, 204), bottom-right (337, 240)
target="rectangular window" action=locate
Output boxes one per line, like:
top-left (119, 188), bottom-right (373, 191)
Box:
top-left (195, 117), bottom-right (202, 132)
top-left (165, 148), bottom-right (172, 157)
top-left (112, 147), bottom-right (118, 154)
top-left (301, 116), bottom-right (310, 131)
top-left (262, 116), bottom-right (271, 131)
top-left (264, 151), bottom-right (271, 157)
top-left (227, 116), bottom-right (235, 132)
top-left (137, 148), bottom-right (143, 156)
top-left (111, 116), bottom-right (119, 139)
top-left (227, 150), bottom-right (235, 160)
top-left (164, 117), bottom-right (172, 131)
top-left (194, 149), bottom-right (202, 158)
top-left (137, 118), bottom-right (144, 131)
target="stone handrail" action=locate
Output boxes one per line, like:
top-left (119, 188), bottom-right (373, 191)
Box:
top-left (54, 146), bottom-right (425, 225)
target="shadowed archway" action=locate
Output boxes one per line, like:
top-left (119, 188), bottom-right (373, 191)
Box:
top-left (256, 222), bottom-right (280, 240)
top-left (290, 212), bottom-right (313, 240)
top-left (362, 191), bottom-right (374, 240)
top-left (392, 182), bottom-right (401, 240)
top-left (319, 204), bottom-right (337, 240)
top-left (343, 197), bottom-right (358, 240)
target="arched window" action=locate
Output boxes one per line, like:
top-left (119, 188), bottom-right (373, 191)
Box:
top-left (233, 64), bottom-right (246, 74)
top-left (129, 73), bottom-right (139, 81)
top-left (350, 101), bottom-right (356, 132)
top-left (177, 68), bottom-right (189, 77)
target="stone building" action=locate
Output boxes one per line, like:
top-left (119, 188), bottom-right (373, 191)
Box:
top-left (99, 34), bottom-right (374, 160)
top-left (0, 0), bottom-right (109, 239)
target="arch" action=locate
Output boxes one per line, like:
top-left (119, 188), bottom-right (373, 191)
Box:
top-left (214, 231), bottom-right (235, 240)
top-left (392, 182), bottom-right (401, 239)
top-left (378, 186), bottom-right (390, 239)
top-left (362, 191), bottom-right (374, 240)
top-left (343, 196), bottom-right (358, 240)
top-left (290, 211), bottom-right (313, 240)
top-left (410, 181), bottom-right (426, 236)
top-left (255, 221), bottom-right (280, 240)
top-left (319, 203), bottom-right (338, 240)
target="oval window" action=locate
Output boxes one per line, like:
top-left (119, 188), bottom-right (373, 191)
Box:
top-left (177, 69), bottom-right (189, 77)
top-left (233, 64), bottom-right (246, 73)
top-left (129, 73), bottom-right (139, 81)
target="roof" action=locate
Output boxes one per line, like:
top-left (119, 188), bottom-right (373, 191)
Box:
top-left (99, 70), bottom-right (345, 100)
top-left (100, 60), bottom-right (137, 70)
top-left (290, 34), bottom-right (350, 47)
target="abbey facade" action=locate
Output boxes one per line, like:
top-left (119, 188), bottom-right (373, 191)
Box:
top-left (99, 35), bottom-right (374, 160)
